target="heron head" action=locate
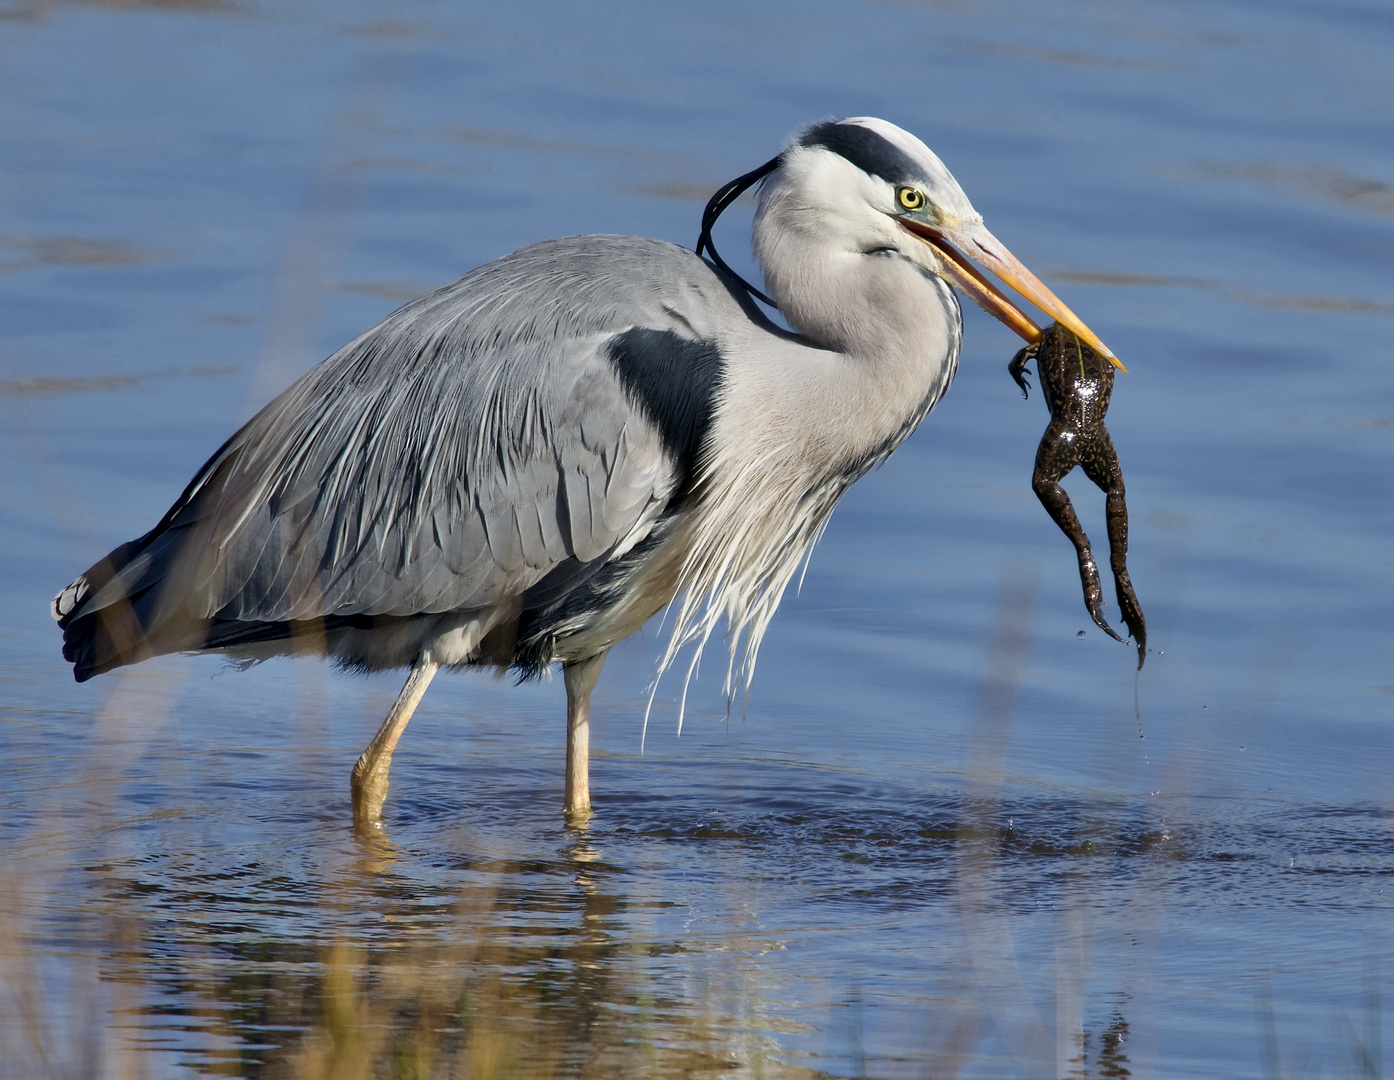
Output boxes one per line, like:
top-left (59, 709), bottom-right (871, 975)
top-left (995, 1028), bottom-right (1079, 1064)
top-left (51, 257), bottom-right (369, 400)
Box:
top-left (756, 117), bottom-right (1122, 368)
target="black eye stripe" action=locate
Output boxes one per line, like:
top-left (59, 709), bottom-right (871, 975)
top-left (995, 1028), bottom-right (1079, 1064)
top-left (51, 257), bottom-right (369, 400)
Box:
top-left (799, 121), bottom-right (924, 187)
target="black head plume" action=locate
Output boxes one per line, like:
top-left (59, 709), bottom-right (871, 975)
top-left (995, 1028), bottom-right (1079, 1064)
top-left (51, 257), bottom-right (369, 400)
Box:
top-left (695, 154), bottom-right (781, 310)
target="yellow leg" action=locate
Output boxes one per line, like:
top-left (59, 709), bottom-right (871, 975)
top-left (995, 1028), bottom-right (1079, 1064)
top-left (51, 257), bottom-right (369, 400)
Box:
top-left (563, 652), bottom-right (606, 822)
top-left (351, 658), bottom-right (438, 828)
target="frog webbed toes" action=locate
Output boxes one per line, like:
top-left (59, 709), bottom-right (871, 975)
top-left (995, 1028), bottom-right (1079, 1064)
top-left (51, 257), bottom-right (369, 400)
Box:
top-left (1087, 595), bottom-right (1126, 644)
top-left (1008, 345), bottom-right (1035, 399)
top-left (1115, 582), bottom-right (1147, 669)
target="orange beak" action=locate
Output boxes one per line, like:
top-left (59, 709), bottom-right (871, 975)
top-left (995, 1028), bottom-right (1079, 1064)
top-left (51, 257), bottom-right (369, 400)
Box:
top-left (899, 218), bottom-right (1127, 372)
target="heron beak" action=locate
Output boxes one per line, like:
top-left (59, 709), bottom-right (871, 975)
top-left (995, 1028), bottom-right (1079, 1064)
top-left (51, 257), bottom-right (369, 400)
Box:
top-left (898, 219), bottom-right (1126, 372)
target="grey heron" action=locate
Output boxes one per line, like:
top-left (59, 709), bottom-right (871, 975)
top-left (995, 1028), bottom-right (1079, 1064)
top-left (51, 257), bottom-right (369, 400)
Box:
top-left (53, 117), bottom-right (1120, 827)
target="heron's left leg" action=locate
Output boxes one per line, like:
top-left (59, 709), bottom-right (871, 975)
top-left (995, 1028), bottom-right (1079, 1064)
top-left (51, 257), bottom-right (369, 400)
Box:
top-left (351, 657), bottom-right (439, 828)
top-left (563, 651), bottom-right (607, 822)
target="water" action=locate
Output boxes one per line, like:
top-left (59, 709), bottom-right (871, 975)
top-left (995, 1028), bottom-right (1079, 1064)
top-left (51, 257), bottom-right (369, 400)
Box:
top-left (1, 0), bottom-right (1392, 1075)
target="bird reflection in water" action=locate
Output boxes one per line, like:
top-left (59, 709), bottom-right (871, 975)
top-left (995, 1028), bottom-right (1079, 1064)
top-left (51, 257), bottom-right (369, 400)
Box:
top-left (1069, 1011), bottom-right (1133, 1079)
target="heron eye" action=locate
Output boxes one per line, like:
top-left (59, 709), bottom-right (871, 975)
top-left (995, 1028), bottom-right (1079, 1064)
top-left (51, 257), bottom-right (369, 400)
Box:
top-left (897, 187), bottom-right (925, 211)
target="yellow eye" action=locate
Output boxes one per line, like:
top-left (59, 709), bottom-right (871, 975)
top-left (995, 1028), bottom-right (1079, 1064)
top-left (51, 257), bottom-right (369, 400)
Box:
top-left (897, 187), bottom-right (925, 211)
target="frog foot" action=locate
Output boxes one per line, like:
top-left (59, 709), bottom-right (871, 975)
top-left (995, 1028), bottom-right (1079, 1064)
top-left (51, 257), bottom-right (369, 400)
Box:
top-left (1008, 343), bottom-right (1037, 399)
top-left (1080, 554), bottom-right (1126, 644)
top-left (1114, 573), bottom-right (1148, 669)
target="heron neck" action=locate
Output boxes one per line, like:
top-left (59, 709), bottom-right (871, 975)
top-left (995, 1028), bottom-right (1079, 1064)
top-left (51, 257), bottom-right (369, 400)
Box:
top-left (753, 214), bottom-right (962, 430)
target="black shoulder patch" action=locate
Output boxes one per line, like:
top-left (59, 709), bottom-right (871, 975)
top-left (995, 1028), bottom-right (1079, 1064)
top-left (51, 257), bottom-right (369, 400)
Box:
top-left (799, 121), bottom-right (921, 187)
top-left (606, 328), bottom-right (722, 496)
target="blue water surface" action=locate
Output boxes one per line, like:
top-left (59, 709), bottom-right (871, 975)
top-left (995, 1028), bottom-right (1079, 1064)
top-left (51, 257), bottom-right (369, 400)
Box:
top-left (1, 0), bottom-right (1391, 1076)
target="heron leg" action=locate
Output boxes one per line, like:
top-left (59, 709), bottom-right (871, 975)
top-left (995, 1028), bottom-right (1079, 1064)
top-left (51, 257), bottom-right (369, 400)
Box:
top-left (563, 651), bottom-right (607, 823)
top-left (351, 657), bottom-right (439, 828)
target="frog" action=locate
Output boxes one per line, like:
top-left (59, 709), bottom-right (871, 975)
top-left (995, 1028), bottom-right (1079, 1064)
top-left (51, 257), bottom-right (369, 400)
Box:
top-left (1009, 322), bottom-right (1147, 669)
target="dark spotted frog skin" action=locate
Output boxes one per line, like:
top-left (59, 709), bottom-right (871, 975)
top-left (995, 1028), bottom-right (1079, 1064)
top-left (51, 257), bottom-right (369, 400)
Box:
top-left (1010, 323), bottom-right (1147, 668)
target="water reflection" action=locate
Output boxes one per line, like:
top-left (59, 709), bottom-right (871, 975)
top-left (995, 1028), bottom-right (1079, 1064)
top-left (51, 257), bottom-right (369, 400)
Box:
top-left (943, 37), bottom-right (1176, 72)
top-left (0, 366), bottom-right (236, 398)
top-left (0, 233), bottom-right (171, 273)
top-left (3, 693), bottom-right (1389, 1077)
top-left (39, 827), bottom-right (794, 1076)
top-left (1187, 162), bottom-right (1394, 218)
top-left (1046, 268), bottom-right (1394, 317)
top-left (4, 0), bottom-right (1394, 1073)
top-left (1070, 1011), bottom-right (1131, 1080)
top-left (0, 0), bottom-right (234, 25)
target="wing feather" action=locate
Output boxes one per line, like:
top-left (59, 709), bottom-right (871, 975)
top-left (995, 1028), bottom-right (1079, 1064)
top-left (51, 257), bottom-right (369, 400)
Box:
top-left (58, 235), bottom-right (736, 677)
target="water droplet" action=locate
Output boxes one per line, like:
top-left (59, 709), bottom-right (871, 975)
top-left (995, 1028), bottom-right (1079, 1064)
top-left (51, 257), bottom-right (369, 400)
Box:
top-left (1077, 630), bottom-right (1086, 638)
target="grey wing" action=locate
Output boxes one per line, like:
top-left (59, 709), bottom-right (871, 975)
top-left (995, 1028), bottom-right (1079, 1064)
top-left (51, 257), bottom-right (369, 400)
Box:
top-left (56, 235), bottom-right (739, 678)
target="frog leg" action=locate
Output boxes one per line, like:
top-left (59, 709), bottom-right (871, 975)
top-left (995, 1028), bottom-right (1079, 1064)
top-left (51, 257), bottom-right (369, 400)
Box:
top-left (1031, 422), bottom-right (1124, 643)
top-left (1080, 428), bottom-right (1147, 668)
top-left (1008, 342), bottom-right (1038, 399)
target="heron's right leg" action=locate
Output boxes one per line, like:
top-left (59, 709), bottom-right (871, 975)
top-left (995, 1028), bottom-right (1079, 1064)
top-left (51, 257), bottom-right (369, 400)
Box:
top-left (351, 657), bottom-right (438, 828)
top-left (563, 651), bottom-right (607, 823)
